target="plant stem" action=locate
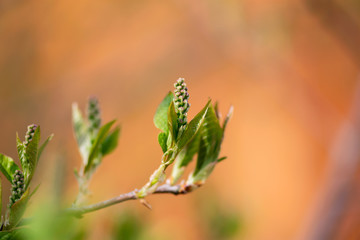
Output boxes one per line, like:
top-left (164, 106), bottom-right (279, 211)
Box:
top-left (66, 183), bottom-right (195, 216)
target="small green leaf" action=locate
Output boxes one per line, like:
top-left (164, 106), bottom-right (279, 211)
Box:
top-left (193, 104), bottom-right (223, 177)
top-left (223, 105), bottom-right (234, 131)
top-left (154, 92), bottom-right (173, 133)
top-left (179, 133), bottom-right (201, 167)
top-left (168, 101), bottom-right (178, 143)
top-left (85, 120), bottom-right (116, 173)
top-left (72, 103), bottom-right (91, 163)
top-left (24, 126), bottom-right (41, 184)
top-left (37, 134), bottom-right (54, 164)
top-left (177, 100), bottom-right (211, 149)
top-left (217, 156), bottom-right (227, 162)
top-left (0, 231), bottom-right (15, 239)
top-left (0, 154), bottom-right (20, 183)
top-left (189, 162), bottom-right (217, 185)
top-left (158, 132), bottom-right (168, 153)
top-left (8, 188), bottom-right (30, 229)
top-left (30, 184), bottom-right (40, 198)
top-left (194, 136), bottom-right (208, 176)
top-left (171, 133), bottom-right (200, 184)
top-left (101, 126), bottom-right (120, 156)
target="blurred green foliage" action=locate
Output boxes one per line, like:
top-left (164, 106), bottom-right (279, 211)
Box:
top-left (196, 193), bottom-right (242, 240)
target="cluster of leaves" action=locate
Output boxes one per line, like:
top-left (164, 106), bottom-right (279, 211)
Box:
top-left (179, 102), bottom-right (232, 186)
top-left (72, 97), bottom-right (120, 205)
top-left (138, 78), bottom-right (232, 197)
top-left (0, 125), bottom-right (52, 234)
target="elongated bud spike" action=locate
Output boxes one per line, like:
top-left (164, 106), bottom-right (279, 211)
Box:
top-left (174, 78), bottom-right (190, 126)
top-left (8, 170), bottom-right (25, 208)
top-left (87, 96), bottom-right (101, 134)
top-left (23, 124), bottom-right (38, 147)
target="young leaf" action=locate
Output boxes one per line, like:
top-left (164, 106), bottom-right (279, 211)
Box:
top-left (30, 184), bottom-right (40, 198)
top-left (217, 156), bottom-right (227, 162)
top-left (101, 126), bottom-right (120, 156)
top-left (223, 105), bottom-right (234, 132)
top-left (0, 154), bottom-right (20, 183)
top-left (193, 105), bottom-right (223, 177)
top-left (85, 120), bottom-right (116, 173)
top-left (8, 189), bottom-right (30, 229)
top-left (154, 92), bottom-right (173, 133)
top-left (37, 134), bottom-right (54, 164)
top-left (168, 101), bottom-right (178, 143)
top-left (158, 132), bottom-right (168, 153)
top-left (24, 127), bottom-right (40, 179)
top-left (72, 103), bottom-right (90, 162)
top-left (0, 231), bottom-right (15, 239)
top-left (178, 133), bottom-right (201, 167)
top-left (194, 136), bottom-right (208, 176)
top-left (177, 100), bottom-right (211, 149)
top-left (189, 161), bottom-right (217, 185)
top-left (171, 133), bottom-right (200, 184)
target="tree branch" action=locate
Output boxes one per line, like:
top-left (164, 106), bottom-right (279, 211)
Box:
top-left (66, 183), bottom-right (195, 217)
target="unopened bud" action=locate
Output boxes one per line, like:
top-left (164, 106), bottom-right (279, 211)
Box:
top-left (8, 170), bottom-right (25, 208)
top-left (23, 124), bottom-right (38, 147)
top-left (173, 78), bottom-right (190, 126)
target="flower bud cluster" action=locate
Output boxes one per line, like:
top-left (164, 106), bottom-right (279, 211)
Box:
top-left (174, 78), bottom-right (190, 126)
top-left (8, 170), bottom-right (25, 208)
top-left (87, 97), bottom-right (101, 132)
top-left (23, 124), bottom-right (38, 147)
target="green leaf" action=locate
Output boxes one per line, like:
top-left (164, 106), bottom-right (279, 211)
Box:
top-left (85, 120), bottom-right (116, 173)
top-left (177, 100), bottom-right (211, 149)
top-left (37, 134), bottom-right (54, 164)
top-left (171, 133), bottom-right (200, 184)
top-left (178, 133), bottom-right (201, 167)
top-left (101, 126), bottom-right (120, 156)
top-left (158, 132), bottom-right (168, 153)
top-left (193, 105), bottom-right (223, 176)
top-left (8, 189), bottom-right (30, 229)
top-left (30, 184), bottom-right (40, 198)
top-left (223, 105), bottom-right (234, 131)
top-left (24, 126), bottom-right (41, 185)
top-left (154, 92), bottom-right (173, 133)
top-left (167, 101), bottom-right (178, 143)
top-left (0, 231), bottom-right (15, 239)
top-left (0, 154), bottom-right (20, 183)
top-left (190, 162), bottom-right (217, 185)
top-left (72, 103), bottom-right (91, 163)
top-left (217, 156), bottom-right (227, 162)
top-left (194, 136), bottom-right (208, 176)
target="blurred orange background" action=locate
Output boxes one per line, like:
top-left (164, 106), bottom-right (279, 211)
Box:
top-left (1, 0), bottom-right (360, 239)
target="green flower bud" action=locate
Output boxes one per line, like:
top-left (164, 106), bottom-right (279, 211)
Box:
top-left (87, 97), bottom-right (101, 134)
top-left (8, 170), bottom-right (25, 208)
top-left (174, 78), bottom-right (190, 126)
top-left (23, 124), bottom-right (38, 147)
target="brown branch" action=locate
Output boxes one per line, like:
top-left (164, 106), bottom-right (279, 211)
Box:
top-left (65, 183), bottom-right (194, 217)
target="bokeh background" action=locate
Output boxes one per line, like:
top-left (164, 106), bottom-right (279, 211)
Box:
top-left (1, 0), bottom-right (360, 239)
